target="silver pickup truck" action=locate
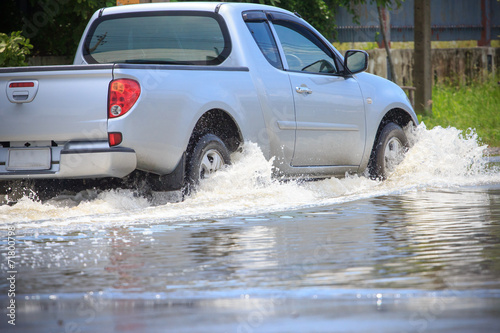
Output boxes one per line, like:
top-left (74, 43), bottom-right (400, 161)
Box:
top-left (0, 2), bottom-right (417, 195)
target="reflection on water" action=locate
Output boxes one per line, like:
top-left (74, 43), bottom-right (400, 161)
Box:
top-left (3, 186), bottom-right (499, 296)
top-left (371, 188), bottom-right (500, 290)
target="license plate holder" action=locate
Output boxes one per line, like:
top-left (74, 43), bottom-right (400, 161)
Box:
top-left (7, 148), bottom-right (51, 171)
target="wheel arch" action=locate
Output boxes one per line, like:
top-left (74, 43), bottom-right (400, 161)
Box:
top-left (149, 109), bottom-right (242, 193)
top-left (371, 108), bottom-right (415, 153)
top-left (363, 107), bottom-right (415, 175)
top-left (187, 109), bottom-right (243, 156)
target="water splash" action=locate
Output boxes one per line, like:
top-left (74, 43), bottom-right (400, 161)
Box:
top-left (393, 124), bottom-right (495, 186)
top-left (1, 124), bottom-right (498, 230)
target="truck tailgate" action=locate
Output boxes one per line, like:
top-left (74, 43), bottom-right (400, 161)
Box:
top-left (0, 64), bottom-right (114, 143)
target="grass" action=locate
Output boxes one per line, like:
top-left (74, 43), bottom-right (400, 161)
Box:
top-left (332, 40), bottom-right (500, 51)
top-left (418, 75), bottom-right (500, 148)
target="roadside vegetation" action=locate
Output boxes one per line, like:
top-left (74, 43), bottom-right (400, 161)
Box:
top-left (0, 31), bottom-right (32, 67)
top-left (419, 74), bottom-right (500, 148)
top-left (333, 40), bottom-right (500, 51)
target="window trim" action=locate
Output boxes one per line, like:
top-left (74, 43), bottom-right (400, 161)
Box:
top-left (267, 18), bottom-right (289, 70)
top-left (243, 14), bottom-right (284, 70)
top-left (83, 10), bottom-right (232, 65)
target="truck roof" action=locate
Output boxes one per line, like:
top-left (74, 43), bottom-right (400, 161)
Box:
top-left (99, 2), bottom-right (289, 16)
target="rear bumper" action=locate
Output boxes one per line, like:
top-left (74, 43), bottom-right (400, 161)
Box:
top-left (0, 146), bottom-right (137, 179)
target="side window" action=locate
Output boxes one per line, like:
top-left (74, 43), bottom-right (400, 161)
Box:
top-left (273, 21), bottom-right (337, 74)
top-left (245, 21), bottom-right (283, 70)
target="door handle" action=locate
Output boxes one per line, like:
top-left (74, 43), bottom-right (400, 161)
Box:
top-left (295, 86), bottom-right (312, 95)
top-left (12, 91), bottom-right (29, 101)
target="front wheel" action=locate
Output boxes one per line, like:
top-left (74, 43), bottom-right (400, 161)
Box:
top-left (368, 122), bottom-right (409, 180)
top-left (185, 133), bottom-right (231, 193)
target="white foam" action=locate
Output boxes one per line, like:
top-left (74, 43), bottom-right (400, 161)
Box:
top-left (1, 124), bottom-right (499, 230)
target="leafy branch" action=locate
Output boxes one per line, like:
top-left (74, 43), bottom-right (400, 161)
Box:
top-left (0, 31), bottom-right (33, 67)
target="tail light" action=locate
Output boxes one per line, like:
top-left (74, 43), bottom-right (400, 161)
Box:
top-left (108, 132), bottom-right (123, 147)
top-left (108, 79), bottom-right (140, 118)
top-left (9, 82), bottom-right (35, 88)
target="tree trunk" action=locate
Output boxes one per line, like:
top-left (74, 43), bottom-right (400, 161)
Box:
top-left (377, 5), bottom-right (397, 84)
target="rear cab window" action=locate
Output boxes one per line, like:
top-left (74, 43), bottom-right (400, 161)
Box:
top-left (83, 11), bottom-right (231, 65)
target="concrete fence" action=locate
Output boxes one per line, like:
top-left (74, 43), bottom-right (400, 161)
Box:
top-left (28, 47), bottom-right (499, 86)
top-left (366, 47), bottom-right (499, 86)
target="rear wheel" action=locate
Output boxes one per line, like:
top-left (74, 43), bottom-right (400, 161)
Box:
top-left (185, 133), bottom-right (231, 193)
top-left (369, 122), bottom-right (408, 179)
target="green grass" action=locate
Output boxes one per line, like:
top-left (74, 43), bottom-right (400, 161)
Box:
top-left (332, 40), bottom-right (500, 51)
top-left (418, 75), bottom-right (500, 148)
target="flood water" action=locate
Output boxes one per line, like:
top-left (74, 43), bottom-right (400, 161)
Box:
top-left (1, 125), bottom-right (500, 332)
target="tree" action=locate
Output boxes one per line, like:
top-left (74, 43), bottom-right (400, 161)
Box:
top-left (0, 0), bottom-right (114, 57)
top-left (0, 31), bottom-right (33, 67)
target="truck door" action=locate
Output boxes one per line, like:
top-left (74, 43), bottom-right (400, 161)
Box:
top-left (271, 17), bottom-right (366, 167)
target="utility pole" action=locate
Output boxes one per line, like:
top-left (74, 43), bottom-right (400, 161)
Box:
top-left (478, 0), bottom-right (491, 46)
top-left (414, 0), bottom-right (432, 116)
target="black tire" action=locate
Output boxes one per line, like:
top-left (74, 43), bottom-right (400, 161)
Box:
top-left (368, 122), bottom-right (408, 180)
top-left (185, 133), bottom-right (231, 193)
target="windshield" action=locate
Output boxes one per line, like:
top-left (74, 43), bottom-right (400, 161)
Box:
top-left (83, 11), bottom-right (230, 65)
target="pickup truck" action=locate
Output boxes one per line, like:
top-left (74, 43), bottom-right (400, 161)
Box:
top-left (0, 2), bottom-right (417, 197)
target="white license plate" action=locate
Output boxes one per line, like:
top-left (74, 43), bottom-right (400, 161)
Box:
top-left (7, 148), bottom-right (51, 171)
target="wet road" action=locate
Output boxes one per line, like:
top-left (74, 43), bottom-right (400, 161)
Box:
top-left (1, 125), bottom-right (500, 332)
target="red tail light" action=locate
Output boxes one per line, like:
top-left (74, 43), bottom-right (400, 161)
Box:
top-left (108, 132), bottom-right (123, 147)
top-left (9, 82), bottom-right (35, 88)
top-left (108, 79), bottom-right (140, 118)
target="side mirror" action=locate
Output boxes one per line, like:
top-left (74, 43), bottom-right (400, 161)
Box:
top-left (344, 50), bottom-right (368, 74)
